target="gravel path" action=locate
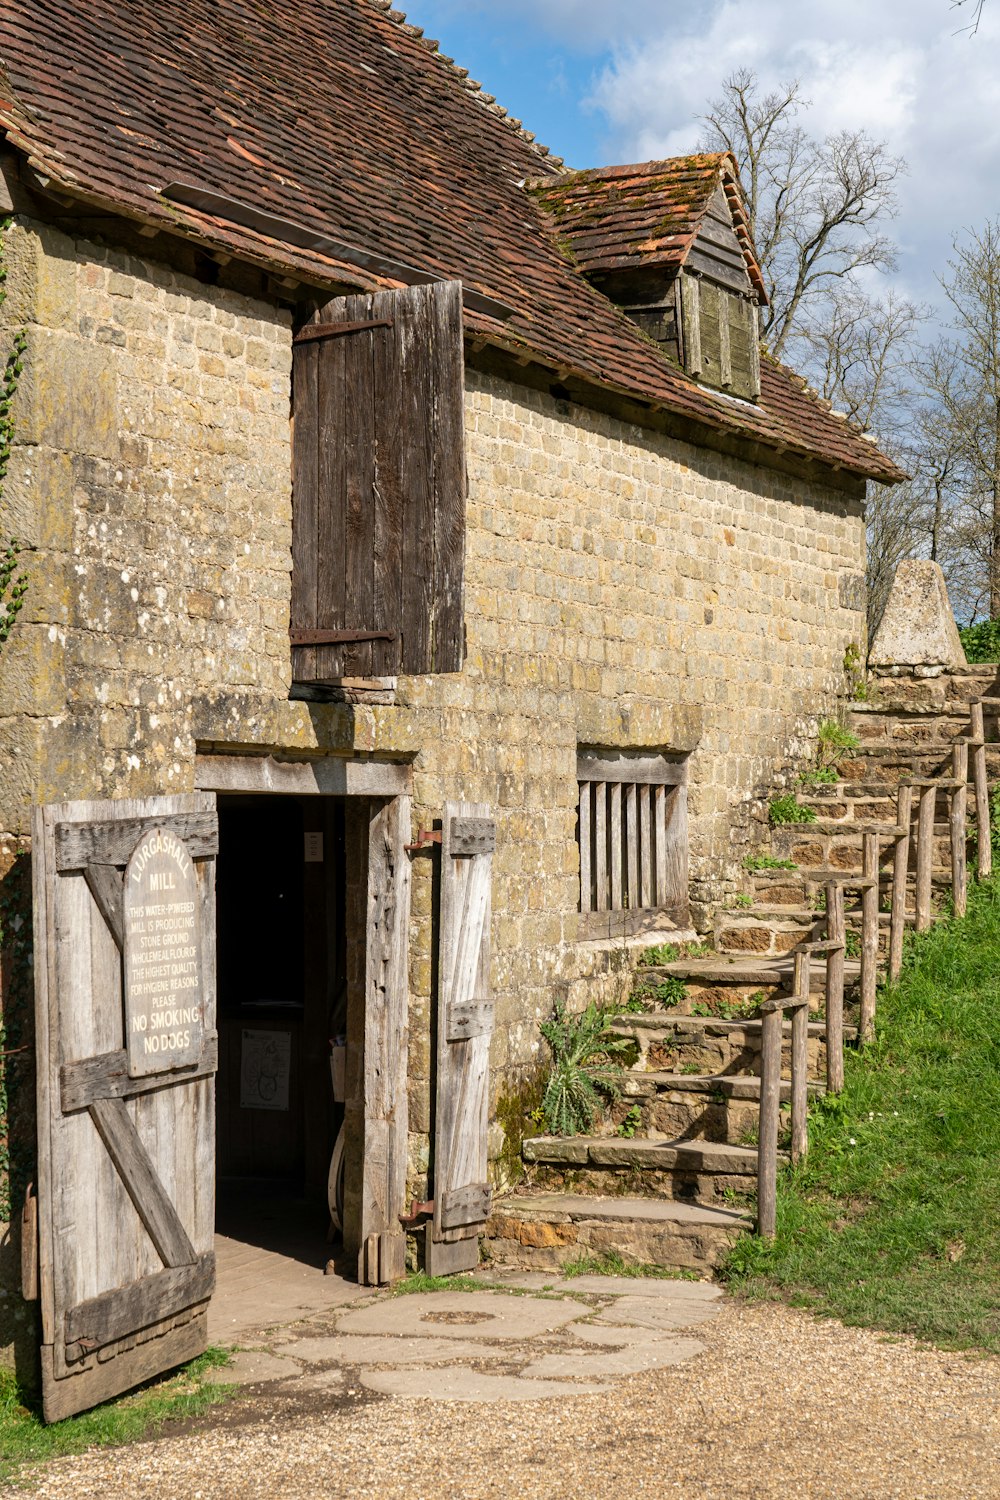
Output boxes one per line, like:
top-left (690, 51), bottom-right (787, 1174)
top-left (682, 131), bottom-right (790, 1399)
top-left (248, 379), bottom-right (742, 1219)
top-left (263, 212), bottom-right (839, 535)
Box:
top-left (10, 1298), bottom-right (998, 1500)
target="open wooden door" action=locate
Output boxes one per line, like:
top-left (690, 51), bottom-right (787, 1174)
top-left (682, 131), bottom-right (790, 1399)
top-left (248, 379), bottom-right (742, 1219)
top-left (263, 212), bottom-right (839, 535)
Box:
top-left (30, 794), bottom-right (218, 1422)
top-left (345, 795), bottom-right (412, 1287)
top-left (429, 802), bottom-right (495, 1275)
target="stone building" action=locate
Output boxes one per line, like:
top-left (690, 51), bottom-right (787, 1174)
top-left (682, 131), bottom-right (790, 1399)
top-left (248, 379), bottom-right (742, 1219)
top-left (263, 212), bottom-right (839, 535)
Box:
top-left (0, 0), bottom-right (898, 1416)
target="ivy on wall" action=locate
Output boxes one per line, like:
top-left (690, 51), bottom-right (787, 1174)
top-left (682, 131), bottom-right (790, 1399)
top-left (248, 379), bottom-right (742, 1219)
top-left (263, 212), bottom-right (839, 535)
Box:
top-left (0, 214), bottom-right (30, 1223)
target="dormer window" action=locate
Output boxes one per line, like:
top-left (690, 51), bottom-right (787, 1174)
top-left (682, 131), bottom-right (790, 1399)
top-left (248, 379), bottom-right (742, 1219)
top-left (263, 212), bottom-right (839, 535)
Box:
top-left (529, 153), bottom-right (765, 401)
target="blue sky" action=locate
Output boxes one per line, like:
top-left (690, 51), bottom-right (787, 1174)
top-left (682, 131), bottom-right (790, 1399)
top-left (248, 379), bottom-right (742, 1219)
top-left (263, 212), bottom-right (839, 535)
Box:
top-left (397, 0), bottom-right (1000, 320)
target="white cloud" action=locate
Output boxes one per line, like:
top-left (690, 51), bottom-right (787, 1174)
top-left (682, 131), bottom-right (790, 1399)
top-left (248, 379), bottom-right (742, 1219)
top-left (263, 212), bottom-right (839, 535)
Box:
top-left (573, 0), bottom-right (1000, 315)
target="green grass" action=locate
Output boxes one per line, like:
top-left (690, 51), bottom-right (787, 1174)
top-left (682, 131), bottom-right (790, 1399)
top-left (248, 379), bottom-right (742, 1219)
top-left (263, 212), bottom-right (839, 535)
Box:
top-left (0, 1348), bottom-right (233, 1486)
top-left (743, 855), bottom-right (798, 872)
top-left (768, 794), bottom-right (817, 826)
top-left (560, 1250), bottom-right (700, 1281)
top-left (724, 876), bottom-right (1000, 1353)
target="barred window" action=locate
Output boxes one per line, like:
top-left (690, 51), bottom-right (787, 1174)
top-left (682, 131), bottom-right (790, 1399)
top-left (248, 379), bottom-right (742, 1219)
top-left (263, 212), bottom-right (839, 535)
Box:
top-left (576, 750), bottom-right (689, 938)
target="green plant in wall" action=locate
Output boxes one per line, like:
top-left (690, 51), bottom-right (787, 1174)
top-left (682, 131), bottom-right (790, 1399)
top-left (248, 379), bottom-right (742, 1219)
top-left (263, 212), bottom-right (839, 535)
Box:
top-left (538, 1000), bottom-right (635, 1137)
top-left (843, 641), bottom-right (869, 701)
top-left (768, 794), bottom-right (817, 826)
top-left (0, 216), bottom-right (29, 654)
top-left (0, 217), bottom-right (30, 1225)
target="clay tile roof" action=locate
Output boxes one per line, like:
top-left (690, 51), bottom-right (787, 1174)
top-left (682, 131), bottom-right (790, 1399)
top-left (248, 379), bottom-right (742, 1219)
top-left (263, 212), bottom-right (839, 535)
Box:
top-left (0, 0), bottom-right (902, 483)
top-left (527, 152), bottom-right (767, 305)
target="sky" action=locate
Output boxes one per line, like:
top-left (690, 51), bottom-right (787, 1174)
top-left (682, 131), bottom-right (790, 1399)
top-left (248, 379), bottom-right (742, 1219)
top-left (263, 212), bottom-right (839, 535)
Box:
top-left (396, 0), bottom-right (1000, 323)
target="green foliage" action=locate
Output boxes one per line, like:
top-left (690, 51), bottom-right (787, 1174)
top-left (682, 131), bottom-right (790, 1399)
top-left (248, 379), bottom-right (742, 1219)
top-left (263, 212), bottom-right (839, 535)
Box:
top-left (560, 1250), bottom-right (699, 1281)
top-left (727, 892), bottom-right (754, 908)
top-left (958, 618), bottom-right (1000, 663)
top-left (0, 1350), bottom-right (233, 1485)
top-left (844, 928), bottom-right (861, 959)
top-left (817, 718), bottom-right (860, 757)
top-left (843, 641), bottom-right (869, 700)
top-left (743, 854), bottom-right (798, 871)
top-left (626, 972), bottom-right (686, 1011)
top-left (0, 219), bottom-right (29, 656)
top-left (538, 1000), bottom-right (636, 1136)
top-left (616, 1104), bottom-right (642, 1139)
top-left (0, 536), bottom-right (27, 651)
top-left (691, 990), bottom-right (765, 1021)
top-left (798, 767), bottom-right (839, 786)
top-left (722, 877), bottom-right (1000, 1353)
top-left (768, 794), bottom-right (818, 826)
top-left (640, 941), bottom-right (679, 965)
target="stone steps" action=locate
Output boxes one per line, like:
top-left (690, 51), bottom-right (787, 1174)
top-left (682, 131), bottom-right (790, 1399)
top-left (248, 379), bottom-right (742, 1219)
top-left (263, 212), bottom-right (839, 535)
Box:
top-left (612, 1070), bottom-right (825, 1145)
top-left (607, 1010), bottom-right (850, 1082)
top-left (522, 1134), bottom-right (764, 1204)
top-left (486, 1191), bottom-right (750, 1273)
top-left (649, 955), bottom-right (861, 1006)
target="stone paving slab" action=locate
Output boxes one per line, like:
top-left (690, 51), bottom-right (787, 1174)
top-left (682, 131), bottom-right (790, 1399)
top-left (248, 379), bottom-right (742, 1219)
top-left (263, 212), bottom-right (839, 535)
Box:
top-left (272, 1334), bottom-right (496, 1365)
top-left (522, 1336), bottom-right (706, 1379)
top-left (334, 1291), bottom-right (585, 1341)
top-left (208, 1259), bottom-right (724, 1405)
top-left (358, 1367), bottom-right (606, 1402)
top-left (594, 1294), bottom-right (722, 1330)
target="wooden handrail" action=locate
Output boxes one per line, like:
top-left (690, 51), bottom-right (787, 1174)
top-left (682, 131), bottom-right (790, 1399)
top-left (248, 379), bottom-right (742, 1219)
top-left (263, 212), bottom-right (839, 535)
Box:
top-left (756, 693), bottom-right (993, 1240)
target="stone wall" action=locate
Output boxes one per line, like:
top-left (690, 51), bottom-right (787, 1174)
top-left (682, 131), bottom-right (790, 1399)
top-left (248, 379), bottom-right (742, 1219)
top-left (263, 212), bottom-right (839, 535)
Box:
top-left (0, 215), bottom-right (868, 1240)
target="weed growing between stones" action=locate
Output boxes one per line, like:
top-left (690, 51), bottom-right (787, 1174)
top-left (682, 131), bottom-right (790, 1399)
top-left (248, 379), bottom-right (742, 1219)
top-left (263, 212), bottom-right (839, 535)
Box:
top-left (743, 854), bottom-right (798, 871)
top-left (768, 794), bottom-right (818, 826)
top-left (537, 1000), bottom-right (636, 1136)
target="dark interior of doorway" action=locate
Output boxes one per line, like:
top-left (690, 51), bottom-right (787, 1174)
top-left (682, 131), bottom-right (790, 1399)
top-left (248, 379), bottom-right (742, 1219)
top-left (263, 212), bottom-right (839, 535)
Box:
top-left (214, 793), bottom-right (349, 1270)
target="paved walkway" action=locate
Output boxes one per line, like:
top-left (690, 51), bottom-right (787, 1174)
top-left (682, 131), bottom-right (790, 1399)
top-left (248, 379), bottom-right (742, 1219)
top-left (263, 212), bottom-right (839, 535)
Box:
top-left (10, 1242), bottom-right (999, 1498)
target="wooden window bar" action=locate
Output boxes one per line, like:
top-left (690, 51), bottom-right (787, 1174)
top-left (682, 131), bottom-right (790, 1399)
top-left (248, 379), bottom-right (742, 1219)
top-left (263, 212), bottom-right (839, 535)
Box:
top-left (576, 752), bottom-right (688, 935)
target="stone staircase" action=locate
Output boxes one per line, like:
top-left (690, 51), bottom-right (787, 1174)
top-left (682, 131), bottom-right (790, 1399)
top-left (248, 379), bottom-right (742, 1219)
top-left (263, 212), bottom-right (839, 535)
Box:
top-left (485, 664), bottom-right (998, 1276)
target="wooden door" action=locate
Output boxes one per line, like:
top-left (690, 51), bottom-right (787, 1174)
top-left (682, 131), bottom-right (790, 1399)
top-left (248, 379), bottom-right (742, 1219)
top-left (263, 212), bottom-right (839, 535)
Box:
top-left (344, 795), bottom-right (412, 1286)
top-left (31, 794), bottom-right (218, 1422)
top-left (429, 802), bottom-right (495, 1275)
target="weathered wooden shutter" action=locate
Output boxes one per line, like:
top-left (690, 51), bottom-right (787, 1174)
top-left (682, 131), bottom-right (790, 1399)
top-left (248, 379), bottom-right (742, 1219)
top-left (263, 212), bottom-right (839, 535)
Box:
top-left (291, 280), bottom-right (466, 683)
top-left (31, 795), bottom-right (218, 1422)
top-left (429, 801), bottom-right (495, 1275)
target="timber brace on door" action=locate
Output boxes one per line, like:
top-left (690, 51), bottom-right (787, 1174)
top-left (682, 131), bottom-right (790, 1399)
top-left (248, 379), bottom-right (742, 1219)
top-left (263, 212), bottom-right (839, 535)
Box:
top-left (54, 810), bottom-right (218, 1361)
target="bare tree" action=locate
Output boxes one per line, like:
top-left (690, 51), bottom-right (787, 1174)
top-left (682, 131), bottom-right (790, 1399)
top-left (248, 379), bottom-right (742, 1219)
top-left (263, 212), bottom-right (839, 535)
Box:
top-left (952, 0), bottom-right (986, 34)
top-left (914, 223), bottom-right (1000, 617)
top-left (700, 71), bottom-right (905, 358)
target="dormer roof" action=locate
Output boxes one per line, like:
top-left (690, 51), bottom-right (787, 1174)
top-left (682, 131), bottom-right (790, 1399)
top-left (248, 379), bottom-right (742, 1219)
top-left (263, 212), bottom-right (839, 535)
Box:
top-left (527, 153), bottom-right (767, 305)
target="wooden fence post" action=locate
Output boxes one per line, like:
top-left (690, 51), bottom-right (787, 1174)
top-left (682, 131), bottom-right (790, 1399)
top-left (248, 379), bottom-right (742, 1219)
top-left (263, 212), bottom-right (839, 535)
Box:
top-left (915, 783), bottom-right (936, 933)
top-left (790, 954), bottom-right (809, 1166)
top-left (889, 785), bottom-right (913, 981)
top-left (757, 1007), bottom-right (782, 1239)
top-left (970, 702), bottom-right (991, 881)
top-left (825, 880), bottom-right (845, 1094)
top-left (951, 742), bottom-right (969, 919)
top-left (859, 830), bottom-right (880, 1043)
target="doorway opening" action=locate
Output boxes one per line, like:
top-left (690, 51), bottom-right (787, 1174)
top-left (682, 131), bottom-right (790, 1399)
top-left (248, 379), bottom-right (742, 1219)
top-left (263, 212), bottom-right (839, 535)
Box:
top-left (213, 792), bottom-right (354, 1327)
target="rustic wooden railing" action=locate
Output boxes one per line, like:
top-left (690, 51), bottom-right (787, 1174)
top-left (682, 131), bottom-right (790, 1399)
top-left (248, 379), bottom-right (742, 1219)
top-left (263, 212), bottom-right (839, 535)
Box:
top-left (756, 696), bottom-right (990, 1239)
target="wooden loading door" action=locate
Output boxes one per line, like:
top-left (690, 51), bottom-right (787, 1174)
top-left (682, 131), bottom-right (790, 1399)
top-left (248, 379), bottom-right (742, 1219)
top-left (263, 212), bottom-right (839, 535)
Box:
top-left (30, 795), bottom-right (218, 1422)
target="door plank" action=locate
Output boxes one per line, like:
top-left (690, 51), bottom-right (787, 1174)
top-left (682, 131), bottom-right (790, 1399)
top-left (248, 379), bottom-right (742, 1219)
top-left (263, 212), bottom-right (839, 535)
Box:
top-left (88, 1098), bottom-right (198, 1269)
top-left (353, 795), bottom-right (411, 1284)
top-left (55, 812), bottom-right (218, 870)
top-left (65, 1252), bottom-right (214, 1351)
top-left (60, 1037), bottom-right (219, 1113)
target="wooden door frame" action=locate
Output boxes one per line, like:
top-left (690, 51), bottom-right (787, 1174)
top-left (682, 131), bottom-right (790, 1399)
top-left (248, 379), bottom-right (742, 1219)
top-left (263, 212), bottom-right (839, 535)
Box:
top-left (195, 753), bottom-right (412, 1281)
